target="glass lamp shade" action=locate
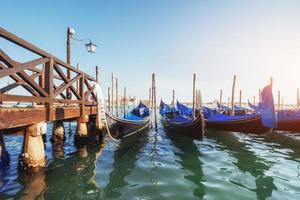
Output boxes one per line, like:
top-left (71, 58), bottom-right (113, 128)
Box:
top-left (85, 42), bottom-right (97, 53)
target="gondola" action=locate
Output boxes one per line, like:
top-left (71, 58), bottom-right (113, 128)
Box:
top-left (105, 101), bottom-right (150, 139)
top-left (205, 113), bottom-right (272, 134)
top-left (206, 85), bottom-right (276, 134)
top-left (275, 110), bottom-right (300, 132)
top-left (159, 101), bottom-right (205, 139)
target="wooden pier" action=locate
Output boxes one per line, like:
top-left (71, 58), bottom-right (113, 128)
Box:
top-left (0, 27), bottom-right (104, 169)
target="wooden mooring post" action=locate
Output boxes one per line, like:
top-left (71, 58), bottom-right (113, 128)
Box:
top-left (230, 75), bottom-right (236, 116)
top-left (192, 73), bottom-right (196, 120)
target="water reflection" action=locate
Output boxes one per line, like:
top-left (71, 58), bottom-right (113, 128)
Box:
top-left (101, 132), bottom-right (147, 199)
top-left (168, 135), bottom-right (205, 199)
top-left (206, 131), bottom-right (277, 200)
top-left (261, 132), bottom-right (300, 161)
top-left (42, 139), bottom-right (104, 199)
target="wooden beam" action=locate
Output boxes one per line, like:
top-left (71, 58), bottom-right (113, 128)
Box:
top-left (0, 27), bottom-right (95, 82)
top-left (0, 50), bottom-right (48, 97)
top-left (0, 63), bottom-right (39, 96)
top-left (53, 63), bottom-right (81, 100)
top-left (0, 51), bottom-right (49, 78)
top-left (0, 106), bottom-right (97, 130)
top-left (53, 75), bottom-right (82, 98)
top-left (0, 82), bottom-right (21, 94)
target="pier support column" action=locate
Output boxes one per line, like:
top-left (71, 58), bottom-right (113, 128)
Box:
top-left (76, 115), bottom-right (89, 142)
top-left (19, 123), bottom-right (46, 169)
top-left (51, 121), bottom-right (65, 144)
top-left (0, 134), bottom-right (10, 167)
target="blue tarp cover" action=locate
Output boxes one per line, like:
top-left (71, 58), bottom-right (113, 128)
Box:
top-left (124, 113), bottom-right (145, 121)
top-left (176, 101), bottom-right (193, 117)
top-left (207, 113), bottom-right (260, 122)
top-left (169, 115), bottom-right (192, 123)
top-left (277, 110), bottom-right (300, 121)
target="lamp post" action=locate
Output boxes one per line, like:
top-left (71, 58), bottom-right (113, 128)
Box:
top-left (66, 27), bottom-right (97, 99)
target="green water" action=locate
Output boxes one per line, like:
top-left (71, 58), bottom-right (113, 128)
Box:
top-left (1, 123), bottom-right (300, 199)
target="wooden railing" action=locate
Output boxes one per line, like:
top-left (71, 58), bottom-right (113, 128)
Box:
top-left (0, 27), bottom-right (97, 121)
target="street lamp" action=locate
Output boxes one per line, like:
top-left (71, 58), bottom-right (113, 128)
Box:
top-left (85, 41), bottom-right (97, 53)
top-left (66, 27), bottom-right (97, 99)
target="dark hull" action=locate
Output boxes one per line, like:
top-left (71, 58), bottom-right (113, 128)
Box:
top-left (161, 114), bottom-right (205, 139)
top-left (105, 112), bottom-right (150, 139)
top-left (205, 115), bottom-right (272, 134)
top-left (276, 119), bottom-right (300, 132)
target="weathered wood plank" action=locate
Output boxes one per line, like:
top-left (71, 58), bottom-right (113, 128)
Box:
top-left (0, 106), bottom-right (97, 130)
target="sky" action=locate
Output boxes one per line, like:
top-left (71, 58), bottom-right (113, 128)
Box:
top-left (1, 0), bottom-right (300, 104)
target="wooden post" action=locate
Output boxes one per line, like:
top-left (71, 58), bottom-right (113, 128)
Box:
top-left (198, 89), bottom-right (206, 137)
top-left (96, 65), bottom-right (99, 84)
top-left (123, 87), bottom-right (126, 118)
top-left (20, 123), bottom-right (46, 169)
top-left (230, 75), bottom-right (236, 116)
top-left (0, 134), bottom-right (9, 166)
top-left (192, 73), bottom-right (196, 120)
top-left (297, 88), bottom-right (299, 109)
top-left (239, 90), bottom-right (242, 108)
top-left (116, 78), bottom-right (119, 117)
top-left (270, 77), bottom-right (273, 89)
top-left (196, 89), bottom-right (199, 109)
top-left (278, 90), bottom-right (281, 110)
top-left (172, 90), bottom-right (175, 107)
top-left (108, 87), bottom-right (111, 112)
top-left (227, 97), bottom-right (230, 107)
top-left (66, 27), bottom-right (72, 100)
top-left (152, 73), bottom-right (157, 129)
top-left (52, 121), bottom-right (65, 144)
top-left (259, 89), bottom-right (261, 102)
top-left (95, 65), bottom-right (103, 130)
top-left (76, 63), bottom-right (80, 91)
top-left (253, 96), bottom-right (256, 104)
top-left (219, 89), bottom-right (223, 104)
top-left (149, 88), bottom-right (152, 109)
top-left (45, 56), bottom-right (53, 121)
top-left (111, 73), bottom-right (114, 115)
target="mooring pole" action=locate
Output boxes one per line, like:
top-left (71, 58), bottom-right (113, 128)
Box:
top-left (149, 88), bottom-right (152, 109)
top-left (239, 90), bottom-right (242, 108)
top-left (66, 27), bottom-right (72, 100)
top-left (111, 73), bottom-right (114, 115)
top-left (152, 73), bottom-right (157, 129)
top-left (95, 66), bottom-right (103, 130)
top-left (253, 96), bottom-right (256, 104)
top-left (198, 89), bottom-right (206, 137)
top-left (192, 73), bottom-right (196, 120)
top-left (270, 77), bottom-right (273, 89)
top-left (172, 90), bottom-right (175, 107)
top-left (278, 90), bottom-right (281, 110)
top-left (297, 88), bottom-right (299, 109)
top-left (124, 87), bottom-right (126, 118)
top-left (108, 87), bottom-right (111, 112)
top-left (219, 89), bottom-right (223, 104)
top-left (116, 78), bottom-right (119, 117)
top-left (231, 75), bottom-right (236, 116)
